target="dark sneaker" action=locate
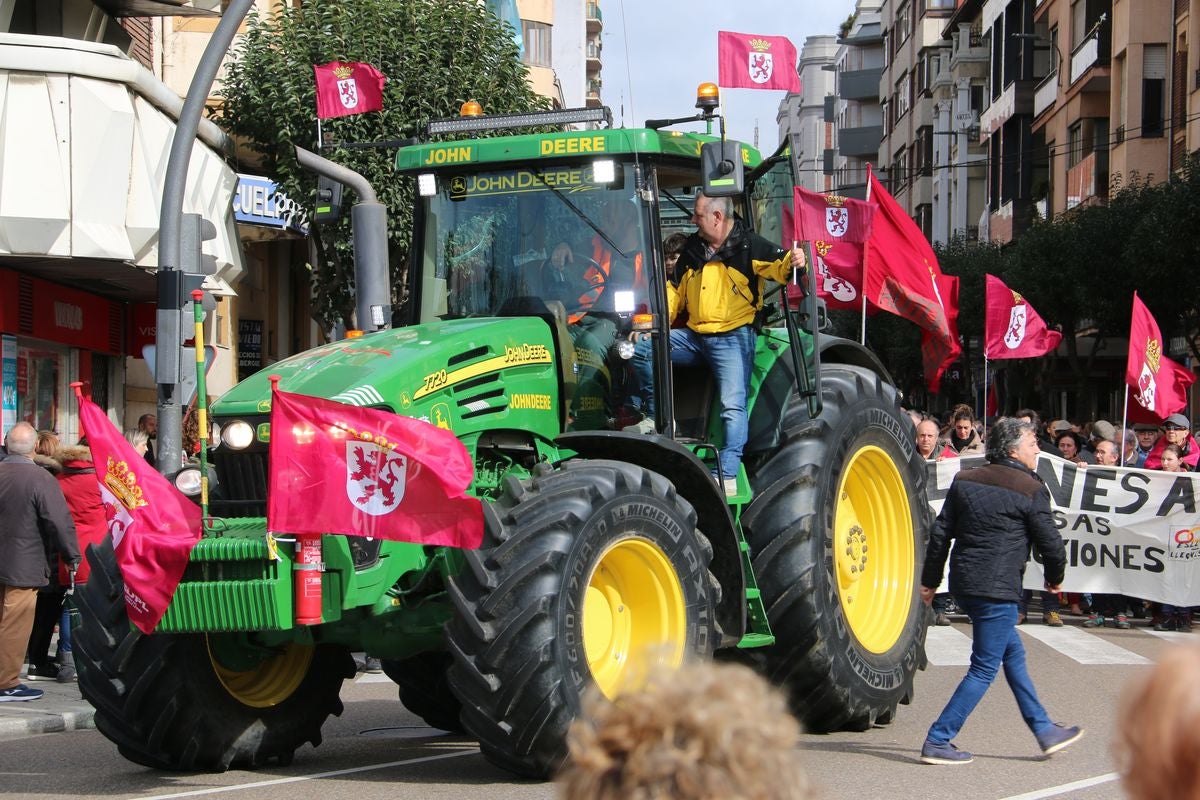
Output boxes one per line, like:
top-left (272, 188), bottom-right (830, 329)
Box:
top-left (920, 740), bottom-right (974, 765)
top-left (24, 663), bottom-right (58, 682)
top-left (364, 657), bottom-right (383, 674)
top-left (934, 613), bottom-right (951, 626)
top-left (1154, 618), bottom-right (1177, 632)
top-left (0, 684), bottom-right (44, 702)
top-left (1037, 724), bottom-right (1084, 756)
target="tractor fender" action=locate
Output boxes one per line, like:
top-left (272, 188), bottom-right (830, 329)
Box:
top-left (819, 336), bottom-right (895, 385)
top-left (556, 431), bottom-right (746, 647)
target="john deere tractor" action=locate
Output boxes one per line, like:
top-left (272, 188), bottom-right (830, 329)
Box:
top-left (74, 95), bottom-right (930, 778)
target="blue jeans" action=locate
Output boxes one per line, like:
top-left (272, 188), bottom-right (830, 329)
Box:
top-left (631, 325), bottom-right (756, 479)
top-left (926, 595), bottom-right (1054, 745)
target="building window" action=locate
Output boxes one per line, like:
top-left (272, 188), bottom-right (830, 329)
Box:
top-left (896, 72), bottom-right (911, 119)
top-left (891, 146), bottom-right (907, 192)
top-left (522, 20), bottom-right (552, 67)
top-left (1067, 121), bottom-right (1085, 167)
top-left (896, 2), bottom-right (911, 48)
top-left (920, 0), bottom-right (957, 12)
top-left (1143, 44), bottom-right (1167, 138)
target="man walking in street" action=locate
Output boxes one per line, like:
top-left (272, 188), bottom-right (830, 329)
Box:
top-left (0, 422), bottom-right (79, 702)
top-left (919, 417), bottom-right (1083, 765)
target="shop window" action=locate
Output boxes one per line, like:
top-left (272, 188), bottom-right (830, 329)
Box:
top-left (16, 344), bottom-right (65, 434)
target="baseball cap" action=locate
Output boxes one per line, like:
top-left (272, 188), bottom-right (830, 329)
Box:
top-left (1050, 420), bottom-right (1072, 433)
top-left (1164, 413), bottom-right (1191, 430)
top-left (1091, 420), bottom-right (1116, 440)
top-left (1133, 422), bottom-right (1161, 432)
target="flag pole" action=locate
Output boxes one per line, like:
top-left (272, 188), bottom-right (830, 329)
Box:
top-left (982, 354), bottom-right (989, 444)
top-left (861, 165), bottom-right (873, 345)
top-left (316, 118), bottom-right (323, 151)
top-left (1121, 384), bottom-right (1130, 457)
top-left (190, 289), bottom-right (210, 523)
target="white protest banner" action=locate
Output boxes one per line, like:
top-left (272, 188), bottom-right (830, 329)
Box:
top-left (926, 454), bottom-right (1200, 605)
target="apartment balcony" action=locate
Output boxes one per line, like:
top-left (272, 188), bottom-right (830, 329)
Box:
top-left (586, 43), bottom-right (602, 71)
top-left (1033, 72), bottom-right (1058, 118)
top-left (1069, 30), bottom-right (1111, 90)
top-left (586, 79), bottom-right (602, 108)
top-left (949, 24), bottom-right (987, 71)
top-left (92, 0), bottom-right (219, 15)
top-left (838, 125), bottom-right (885, 158)
top-left (586, 2), bottom-right (602, 33)
top-left (980, 79), bottom-right (1035, 137)
top-left (1065, 151), bottom-right (1109, 209)
top-left (839, 67), bottom-right (883, 101)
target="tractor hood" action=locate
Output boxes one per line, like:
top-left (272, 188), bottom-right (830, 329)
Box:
top-left (213, 317), bottom-right (566, 439)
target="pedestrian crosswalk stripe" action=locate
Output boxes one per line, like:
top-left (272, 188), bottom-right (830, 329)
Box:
top-left (356, 672), bottom-right (393, 684)
top-left (923, 623), bottom-right (1156, 666)
top-left (924, 625), bottom-right (974, 665)
top-left (1017, 625), bottom-right (1151, 664)
top-left (1145, 628), bottom-right (1195, 643)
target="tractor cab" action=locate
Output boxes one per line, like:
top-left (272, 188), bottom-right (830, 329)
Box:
top-left (398, 94), bottom-right (819, 455)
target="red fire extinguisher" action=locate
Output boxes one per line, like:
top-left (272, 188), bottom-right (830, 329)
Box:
top-left (294, 534), bottom-right (323, 625)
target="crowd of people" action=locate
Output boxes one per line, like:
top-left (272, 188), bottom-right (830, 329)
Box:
top-left (0, 414), bottom-right (159, 702)
top-left (909, 404), bottom-right (1196, 633)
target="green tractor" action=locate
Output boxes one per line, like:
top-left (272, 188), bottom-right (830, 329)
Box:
top-left (74, 100), bottom-right (930, 778)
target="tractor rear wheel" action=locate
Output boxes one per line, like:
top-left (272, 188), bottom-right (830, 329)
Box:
top-left (74, 536), bottom-right (355, 771)
top-left (743, 364), bottom-right (929, 732)
top-left (381, 652), bottom-right (464, 732)
top-left (446, 459), bottom-right (717, 778)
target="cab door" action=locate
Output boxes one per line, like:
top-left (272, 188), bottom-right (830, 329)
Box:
top-left (746, 135), bottom-right (822, 418)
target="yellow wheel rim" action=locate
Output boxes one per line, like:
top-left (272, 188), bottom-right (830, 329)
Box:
top-left (208, 639), bottom-right (314, 709)
top-left (833, 444), bottom-right (915, 654)
top-left (582, 538), bottom-right (687, 699)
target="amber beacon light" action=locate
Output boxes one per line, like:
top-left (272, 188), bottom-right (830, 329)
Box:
top-left (696, 82), bottom-right (720, 114)
top-left (460, 100), bottom-right (483, 117)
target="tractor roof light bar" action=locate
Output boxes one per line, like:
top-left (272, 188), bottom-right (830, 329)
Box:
top-left (425, 105), bottom-right (612, 138)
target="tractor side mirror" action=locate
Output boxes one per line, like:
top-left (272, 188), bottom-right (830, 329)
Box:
top-left (700, 140), bottom-right (744, 197)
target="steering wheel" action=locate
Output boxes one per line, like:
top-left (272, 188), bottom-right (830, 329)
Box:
top-left (541, 255), bottom-right (607, 315)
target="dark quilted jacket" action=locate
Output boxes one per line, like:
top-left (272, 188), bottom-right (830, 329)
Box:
top-left (921, 457), bottom-right (1066, 602)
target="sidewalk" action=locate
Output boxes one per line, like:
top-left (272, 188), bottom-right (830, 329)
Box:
top-left (0, 674), bottom-right (95, 741)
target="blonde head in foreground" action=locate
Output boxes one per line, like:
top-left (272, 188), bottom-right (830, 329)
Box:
top-left (556, 660), bottom-right (813, 800)
top-left (1114, 642), bottom-right (1200, 800)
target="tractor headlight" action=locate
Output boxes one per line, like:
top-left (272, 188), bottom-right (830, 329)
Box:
top-left (174, 467), bottom-right (202, 497)
top-left (221, 420), bottom-right (254, 450)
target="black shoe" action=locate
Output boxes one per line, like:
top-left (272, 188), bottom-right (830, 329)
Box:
top-left (364, 657), bottom-right (383, 674)
top-left (24, 663), bottom-right (58, 682)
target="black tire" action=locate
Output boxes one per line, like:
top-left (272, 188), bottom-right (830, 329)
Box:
top-left (446, 459), bottom-right (717, 778)
top-left (742, 364), bottom-right (929, 732)
top-left (74, 535), bottom-right (356, 771)
top-left (381, 652), bottom-right (464, 732)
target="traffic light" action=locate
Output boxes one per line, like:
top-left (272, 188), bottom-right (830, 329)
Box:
top-left (314, 176), bottom-right (343, 224)
top-left (180, 212), bottom-right (218, 318)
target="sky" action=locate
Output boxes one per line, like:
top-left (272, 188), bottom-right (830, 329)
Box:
top-left (601, 0), bottom-right (858, 153)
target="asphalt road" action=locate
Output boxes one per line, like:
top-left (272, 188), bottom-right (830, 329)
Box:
top-left (1, 620), bottom-right (1190, 800)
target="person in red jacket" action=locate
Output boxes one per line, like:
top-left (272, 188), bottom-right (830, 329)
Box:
top-left (52, 443), bottom-right (107, 682)
top-left (1143, 414), bottom-right (1199, 470)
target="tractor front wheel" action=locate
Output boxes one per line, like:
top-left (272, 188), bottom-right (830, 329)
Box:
top-left (73, 536), bottom-right (355, 771)
top-left (446, 459), bottom-right (717, 777)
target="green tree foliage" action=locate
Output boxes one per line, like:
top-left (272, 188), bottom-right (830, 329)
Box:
top-left (219, 0), bottom-right (547, 328)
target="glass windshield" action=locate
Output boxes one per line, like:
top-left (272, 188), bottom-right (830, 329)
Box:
top-left (416, 163), bottom-right (653, 322)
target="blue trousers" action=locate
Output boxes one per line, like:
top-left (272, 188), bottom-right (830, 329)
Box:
top-left (631, 325), bottom-right (755, 479)
top-left (926, 595), bottom-right (1054, 745)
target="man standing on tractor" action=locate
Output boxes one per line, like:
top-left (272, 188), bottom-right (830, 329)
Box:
top-left (629, 190), bottom-right (805, 495)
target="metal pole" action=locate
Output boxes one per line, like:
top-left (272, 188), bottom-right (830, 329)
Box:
top-left (294, 146), bottom-right (391, 332)
top-left (155, 0), bottom-right (255, 474)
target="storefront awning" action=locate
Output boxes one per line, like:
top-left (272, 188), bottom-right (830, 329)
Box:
top-left (0, 34), bottom-right (243, 300)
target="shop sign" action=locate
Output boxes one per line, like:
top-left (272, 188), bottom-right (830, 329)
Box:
top-left (1, 334), bottom-right (15, 439)
top-left (238, 319), bottom-right (264, 381)
top-left (234, 175), bottom-right (310, 235)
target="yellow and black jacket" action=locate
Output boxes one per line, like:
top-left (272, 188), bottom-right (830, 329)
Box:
top-left (668, 220), bottom-right (794, 334)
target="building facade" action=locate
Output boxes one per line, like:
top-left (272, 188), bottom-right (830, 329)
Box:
top-left (0, 0), bottom-right (241, 442)
top-left (777, 35), bottom-right (838, 191)
top-left (878, 0), bottom-right (959, 235)
top-left (831, 0), bottom-right (886, 197)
